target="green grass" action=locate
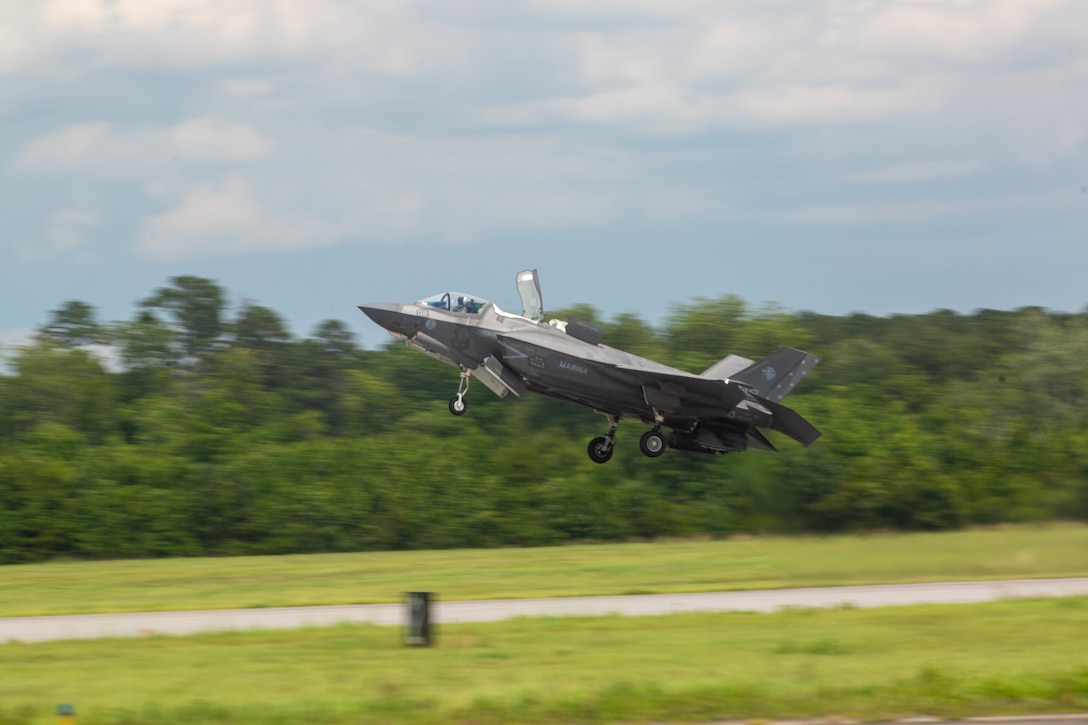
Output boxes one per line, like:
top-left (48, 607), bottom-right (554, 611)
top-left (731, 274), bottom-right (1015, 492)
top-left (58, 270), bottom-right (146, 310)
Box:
top-left (2, 597), bottom-right (1087, 724)
top-left (1, 524), bottom-right (1086, 617)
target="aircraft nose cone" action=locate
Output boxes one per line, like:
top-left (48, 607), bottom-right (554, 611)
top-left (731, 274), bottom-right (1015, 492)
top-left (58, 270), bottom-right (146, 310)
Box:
top-left (358, 302), bottom-right (404, 331)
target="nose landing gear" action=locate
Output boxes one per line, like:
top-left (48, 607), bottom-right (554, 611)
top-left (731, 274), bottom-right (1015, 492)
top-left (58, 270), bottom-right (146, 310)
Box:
top-left (587, 416), bottom-right (619, 464)
top-left (449, 368), bottom-right (470, 416)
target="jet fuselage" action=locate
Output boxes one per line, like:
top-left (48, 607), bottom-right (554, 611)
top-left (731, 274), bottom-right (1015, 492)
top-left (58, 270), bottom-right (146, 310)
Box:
top-left (359, 273), bottom-right (820, 462)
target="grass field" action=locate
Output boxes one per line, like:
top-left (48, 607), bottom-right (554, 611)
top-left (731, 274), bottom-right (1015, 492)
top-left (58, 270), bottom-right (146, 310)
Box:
top-left (2, 597), bottom-right (1087, 725)
top-left (1, 524), bottom-right (1086, 617)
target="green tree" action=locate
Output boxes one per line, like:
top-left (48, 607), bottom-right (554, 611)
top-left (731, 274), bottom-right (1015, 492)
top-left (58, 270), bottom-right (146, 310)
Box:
top-left (0, 343), bottom-right (118, 443)
top-left (664, 295), bottom-right (750, 371)
top-left (38, 300), bottom-right (104, 347)
top-left (141, 275), bottom-right (227, 365)
top-left (7, 275), bottom-right (1088, 564)
top-left (312, 319), bottom-right (358, 360)
top-left (233, 302), bottom-right (290, 351)
top-left (114, 310), bottom-right (177, 371)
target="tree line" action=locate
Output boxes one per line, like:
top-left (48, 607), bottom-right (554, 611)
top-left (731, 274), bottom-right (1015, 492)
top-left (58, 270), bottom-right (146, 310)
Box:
top-left (1, 275), bottom-right (1086, 563)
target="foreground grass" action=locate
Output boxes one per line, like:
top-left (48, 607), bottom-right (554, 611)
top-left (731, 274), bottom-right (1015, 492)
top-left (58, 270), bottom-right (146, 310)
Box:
top-left (2, 597), bottom-right (1087, 724)
top-left (1, 525), bottom-right (1086, 617)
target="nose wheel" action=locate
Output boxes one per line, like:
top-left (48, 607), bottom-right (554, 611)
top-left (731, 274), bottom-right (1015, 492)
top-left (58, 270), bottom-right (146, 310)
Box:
top-left (587, 436), bottom-right (613, 463)
top-left (449, 368), bottom-right (470, 416)
top-left (587, 416), bottom-right (619, 463)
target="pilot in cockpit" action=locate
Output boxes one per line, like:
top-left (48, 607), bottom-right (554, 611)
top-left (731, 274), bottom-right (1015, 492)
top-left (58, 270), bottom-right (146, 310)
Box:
top-left (455, 296), bottom-right (483, 314)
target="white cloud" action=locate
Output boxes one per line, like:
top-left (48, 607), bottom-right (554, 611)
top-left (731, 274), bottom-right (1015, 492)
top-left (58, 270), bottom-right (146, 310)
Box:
top-left (0, 332), bottom-right (123, 372)
top-left (0, 327), bottom-right (35, 349)
top-left (137, 176), bottom-right (341, 260)
top-left (0, 1), bottom-right (468, 77)
top-left (779, 200), bottom-right (957, 226)
top-left (484, 77), bottom-right (943, 132)
top-left (849, 160), bottom-right (984, 184)
top-left (479, 1), bottom-right (1087, 137)
top-left (855, 1), bottom-right (1066, 67)
top-left (4, 0), bottom-right (1086, 268)
top-left (776, 188), bottom-right (1071, 226)
top-left (16, 118), bottom-right (272, 176)
top-left (169, 118), bottom-right (271, 162)
top-left (6, 1), bottom-right (1086, 146)
top-left (315, 128), bottom-right (632, 244)
top-left (0, 327), bottom-right (34, 373)
top-left (218, 78), bottom-right (277, 97)
top-left (20, 208), bottom-right (98, 263)
top-left (729, 81), bottom-right (944, 127)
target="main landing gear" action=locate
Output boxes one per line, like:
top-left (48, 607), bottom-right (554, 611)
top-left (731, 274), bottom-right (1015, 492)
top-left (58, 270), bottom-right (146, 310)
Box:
top-left (586, 416), bottom-right (667, 463)
top-left (448, 367), bottom-right (470, 416)
top-left (639, 429), bottom-right (666, 457)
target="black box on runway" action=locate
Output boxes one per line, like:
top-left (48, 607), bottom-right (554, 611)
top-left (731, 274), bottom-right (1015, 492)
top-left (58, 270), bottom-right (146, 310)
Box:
top-left (405, 592), bottom-right (432, 646)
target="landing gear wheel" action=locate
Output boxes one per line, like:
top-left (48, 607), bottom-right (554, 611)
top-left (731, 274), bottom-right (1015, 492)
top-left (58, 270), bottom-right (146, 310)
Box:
top-left (639, 429), bottom-right (666, 457)
top-left (448, 367), bottom-right (470, 415)
top-left (587, 436), bottom-right (614, 464)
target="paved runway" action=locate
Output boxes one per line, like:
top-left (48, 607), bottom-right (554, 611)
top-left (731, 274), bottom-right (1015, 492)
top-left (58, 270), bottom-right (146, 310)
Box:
top-left (3, 577), bottom-right (1087, 643)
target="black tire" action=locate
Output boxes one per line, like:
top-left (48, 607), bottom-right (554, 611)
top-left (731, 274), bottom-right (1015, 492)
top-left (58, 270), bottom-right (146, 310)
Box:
top-left (639, 430), bottom-right (666, 457)
top-left (449, 396), bottom-right (467, 416)
top-left (587, 436), bottom-right (614, 463)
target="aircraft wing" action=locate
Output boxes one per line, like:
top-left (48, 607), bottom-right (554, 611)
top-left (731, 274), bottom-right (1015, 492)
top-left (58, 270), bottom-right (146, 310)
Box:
top-left (612, 363), bottom-right (749, 414)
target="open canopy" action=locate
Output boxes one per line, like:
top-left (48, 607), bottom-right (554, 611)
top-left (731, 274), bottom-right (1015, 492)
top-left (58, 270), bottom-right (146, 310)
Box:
top-left (516, 269), bottom-right (543, 322)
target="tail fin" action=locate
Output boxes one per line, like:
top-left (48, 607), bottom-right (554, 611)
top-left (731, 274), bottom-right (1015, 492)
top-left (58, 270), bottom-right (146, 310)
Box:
top-left (730, 347), bottom-right (819, 402)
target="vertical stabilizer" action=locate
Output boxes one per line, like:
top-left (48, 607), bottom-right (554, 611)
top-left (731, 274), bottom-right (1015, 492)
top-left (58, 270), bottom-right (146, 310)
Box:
top-left (731, 347), bottom-right (820, 402)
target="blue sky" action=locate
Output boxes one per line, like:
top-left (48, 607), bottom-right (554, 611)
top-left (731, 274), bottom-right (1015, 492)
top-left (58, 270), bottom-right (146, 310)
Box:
top-left (2, 1), bottom-right (1086, 352)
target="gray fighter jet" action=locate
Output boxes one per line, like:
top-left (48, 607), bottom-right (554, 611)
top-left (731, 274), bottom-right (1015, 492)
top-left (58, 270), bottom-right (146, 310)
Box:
top-left (359, 270), bottom-right (821, 463)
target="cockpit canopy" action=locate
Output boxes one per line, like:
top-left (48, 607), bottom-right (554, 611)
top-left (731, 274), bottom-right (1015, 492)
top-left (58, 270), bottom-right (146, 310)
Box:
top-left (417, 271), bottom-right (542, 321)
top-left (517, 269), bottom-right (543, 322)
top-left (418, 292), bottom-right (489, 315)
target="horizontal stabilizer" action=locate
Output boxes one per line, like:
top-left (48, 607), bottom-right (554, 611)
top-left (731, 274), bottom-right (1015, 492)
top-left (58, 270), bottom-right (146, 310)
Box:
top-left (747, 428), bottom-right (778, 452)
top-left (702, 354), bottom-right (754, 380)
top-left (761, 397), bottom-right (822, 447)
top-left (731, 347), bottom-right (820, 402)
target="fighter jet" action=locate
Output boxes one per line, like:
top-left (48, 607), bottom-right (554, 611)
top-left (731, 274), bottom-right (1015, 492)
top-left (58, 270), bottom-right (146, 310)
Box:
top-left (359, 270), bottom-right (821, 463)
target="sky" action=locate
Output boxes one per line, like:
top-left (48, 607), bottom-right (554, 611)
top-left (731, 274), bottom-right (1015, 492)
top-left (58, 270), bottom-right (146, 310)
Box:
top-left (2, 0), bottom-right (1087, 351)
